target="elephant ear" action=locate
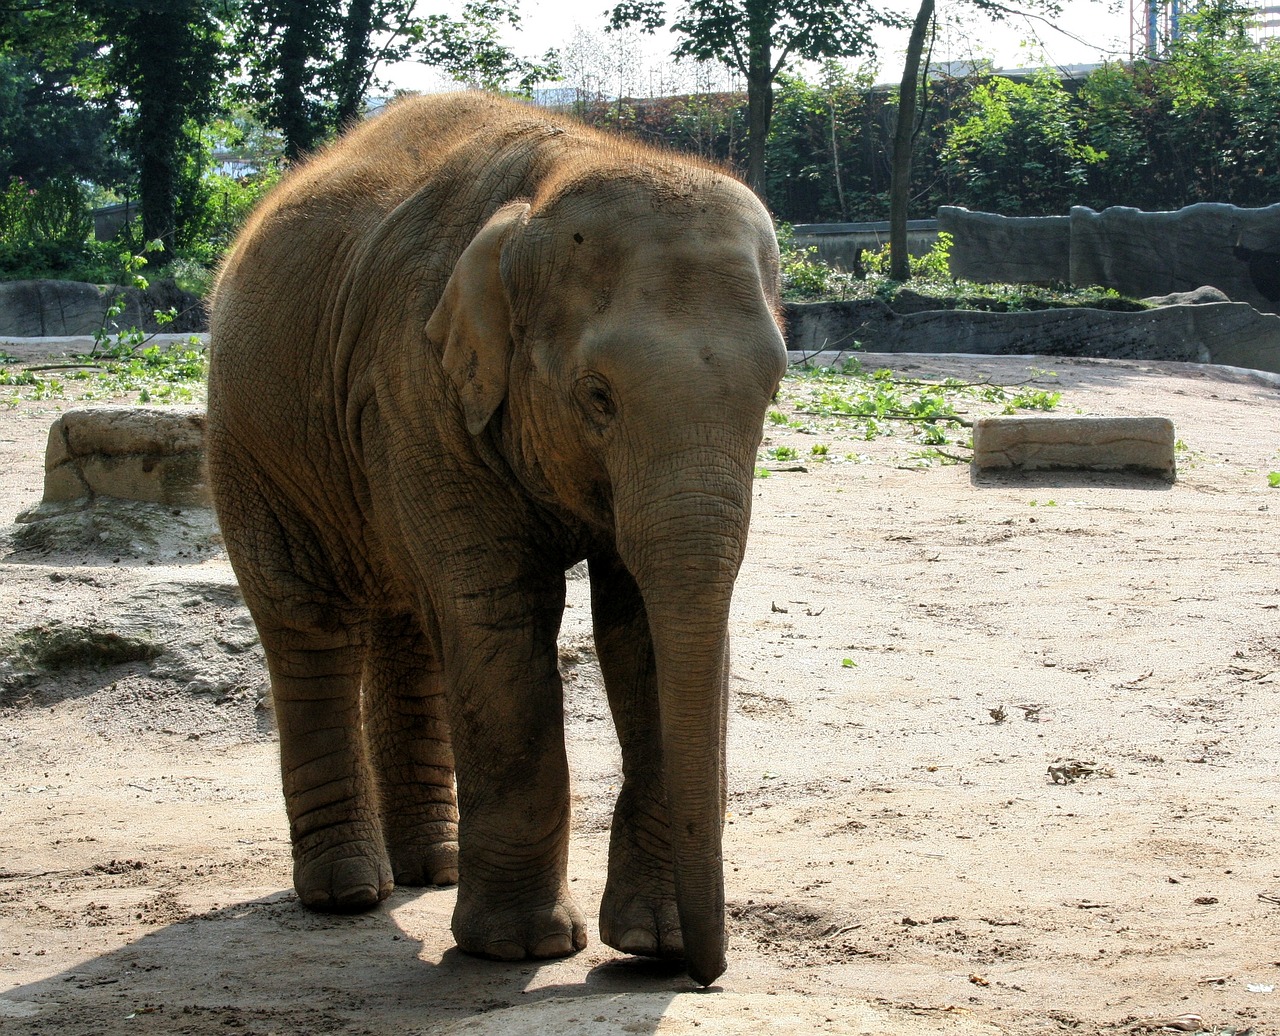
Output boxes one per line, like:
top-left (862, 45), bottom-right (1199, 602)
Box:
top-left (429, 201), bottom-right (531, 436)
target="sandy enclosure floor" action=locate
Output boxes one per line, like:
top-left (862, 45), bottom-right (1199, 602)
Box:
top-left (0, 350), bottom-right (1278, 1035)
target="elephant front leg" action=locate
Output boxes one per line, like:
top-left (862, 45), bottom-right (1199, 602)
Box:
top-left (363, 612), bottom-right (459, 888)
top-left (444, 586), bottom-right (586, 961)
top-left (264, 627), bottom-right (393, 912)
top-left (590, 551), bottom-right (688, 959)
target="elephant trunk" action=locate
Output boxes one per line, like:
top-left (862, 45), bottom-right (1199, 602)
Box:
top-left (615, 463), bottom-right (754, 987)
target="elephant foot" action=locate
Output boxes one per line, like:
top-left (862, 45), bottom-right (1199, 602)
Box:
top-left (599, 872), bottom-right (683, 958)
top-left (452, 889), bottom-right (587, 961)
top-left (292, 824), bottom-right (394, 912)
top-left (388, 834), bottom-right (459, 887)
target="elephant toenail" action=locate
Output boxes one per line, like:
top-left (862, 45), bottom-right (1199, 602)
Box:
top-left (483, 940), bottom-right (527, 961)
top-left (431, 866), bottom-right (459, 887)
top-left (532, 933), bottom-right (578, 958)
top-left (619, 928), bottom-right (659, 955)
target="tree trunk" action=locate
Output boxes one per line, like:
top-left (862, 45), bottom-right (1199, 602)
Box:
top-left (275, 1), bottom-right (322, 162)
top-left (889, 0), bottom-right (934, 281)
top-left (131, 7), bottom-right (189, 263)
top-left (829, 96), bottom-right (847, 222)
top-left (744, 2), bottom-right (773, 198)
top-left (334, 0), bottom-right (375, 128)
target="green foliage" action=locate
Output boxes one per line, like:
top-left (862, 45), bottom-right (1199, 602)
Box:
top-left (765, 360), bottom-right (1063, 466)
top-left (863, 232), bottom-right (953, 281)
top-left (236, 0), bottom-right (558, 160)
top-left (0, 51), bottom-right (120, 188)
top-left (0, 340), bottom-right (207, 407)
top-left (88, 0), bottom-right (229, 257)
top-left (1079, 5), bottom-right (1280, 208)
top-left (942, 71), bottom-right (1105, 214)
top-left (778, 222), bottom-right (833, 298)
top-left (1268, 471), bottom-right (1280, 488)
top-left (0, 176), bottom-right (90, 249)
top-left (419, 0), bottom-right (560, 94)
top-left (609, 0), bottom-right (889, 76)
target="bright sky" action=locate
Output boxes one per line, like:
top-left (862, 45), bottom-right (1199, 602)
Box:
top-left (385, 0), bottom-right (1136, 95)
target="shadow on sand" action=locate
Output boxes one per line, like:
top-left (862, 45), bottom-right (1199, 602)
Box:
top-left (3, 886), bottom-right (691, 1034)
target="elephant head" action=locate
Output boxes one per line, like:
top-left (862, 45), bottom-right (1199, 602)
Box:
top-left (427, 161), bottom-right (787, 985)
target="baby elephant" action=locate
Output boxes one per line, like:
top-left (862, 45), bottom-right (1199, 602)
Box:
top-left (206, 92), bottom-right (787, 986)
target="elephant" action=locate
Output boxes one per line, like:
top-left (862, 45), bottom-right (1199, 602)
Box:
top-left (205, 92), bottom-right (787, 987)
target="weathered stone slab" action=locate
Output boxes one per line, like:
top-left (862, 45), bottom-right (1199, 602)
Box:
top-left (938, 207), bottom-right (1071, 284)
top-left (971, 416), bottom-right (1176, 479)
top-left (42, 406), bottom-right (210, 507)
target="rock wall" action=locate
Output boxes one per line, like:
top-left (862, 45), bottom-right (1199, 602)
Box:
top-left (940, 202), bottom-right (1280, 315)
top-left (1070, 203), bottom-right (1280, 313)
top-left (784, 298), bottom-right (1280, 374)
top-left (937, 209), bottom-right (1071, 285)
top-left (0, 279), bottom-right (206, 337)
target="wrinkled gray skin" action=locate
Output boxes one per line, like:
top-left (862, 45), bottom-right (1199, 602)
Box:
top-left (206, 92), bottom-right (786, 987)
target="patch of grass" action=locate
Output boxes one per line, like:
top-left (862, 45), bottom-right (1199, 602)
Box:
top-left (1268, 471), bottom-right (1280, 488)
top-left (779, 226), bottom-right (1146, 311)
top-left (0, 339), bottom-right (207, 407)
top-left (763, 359), bottom-right (1063, 468)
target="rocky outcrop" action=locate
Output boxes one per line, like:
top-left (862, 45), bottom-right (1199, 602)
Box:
top-left (784, 298), bottom-right (1280, 374)
top-left (940, 203), bottom-right (1280, 315)
top-left (0, 278), bottom-right (206, 336)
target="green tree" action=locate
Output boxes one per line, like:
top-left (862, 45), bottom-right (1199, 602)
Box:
top-left (886, 0), bottom-right (1067, 279)
top-left (1077, 0), bottom-right (1280, 209)
top-left (85, 0), bottom-right (229, 261)
top-left (0, 3), bottom-right (120, 186)
top-left (766, 64), bottom-right (876, 221)
top-left (237, 0), bottom-right (339, 160)
top-left (236, 0), bottom-right (558, 161)
top-left (941, 70), bottom-right (1104, 214)
top-left (608, 0), bottom-right (893, 196)
top-left (0, 51), bottom-right (119, 187)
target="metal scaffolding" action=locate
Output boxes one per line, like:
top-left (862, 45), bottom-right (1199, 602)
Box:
top-left (1130, 0), bottom-right (1280, 56)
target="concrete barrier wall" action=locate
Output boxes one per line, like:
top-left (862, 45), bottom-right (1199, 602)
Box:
top-left (940, 202), bottom-right (1280, 315)
top-left (791, 221), bottom-right (940, 270)
top-left (938, 208), bottom-right (1070, 285)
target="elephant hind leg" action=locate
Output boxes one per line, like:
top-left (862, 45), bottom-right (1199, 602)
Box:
top-left (362, 612), bottom-right (459, 887)
top-left (212, 456), bottom-right (392, 912)
top-left (263, 626), bottom-right (394, 912)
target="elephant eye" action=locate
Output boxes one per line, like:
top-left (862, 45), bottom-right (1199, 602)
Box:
top-left (578, 374), bottom-right (616, 420)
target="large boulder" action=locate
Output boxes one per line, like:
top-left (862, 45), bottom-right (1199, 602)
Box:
top-left (0, 278), bottom-right (206, 336)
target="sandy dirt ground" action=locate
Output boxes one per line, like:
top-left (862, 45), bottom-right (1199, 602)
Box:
top-left (1, 347), bottom-right (1278, 1035)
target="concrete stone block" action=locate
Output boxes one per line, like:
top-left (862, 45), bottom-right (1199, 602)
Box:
top-left (971, 416), bottom-right (1176, 479)
top-left (60, 406), bottom-right (204, 457)
top-left (42, 462), bottom-right (88, 503)
top-left (41, 406), bottom-right (210, 507)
